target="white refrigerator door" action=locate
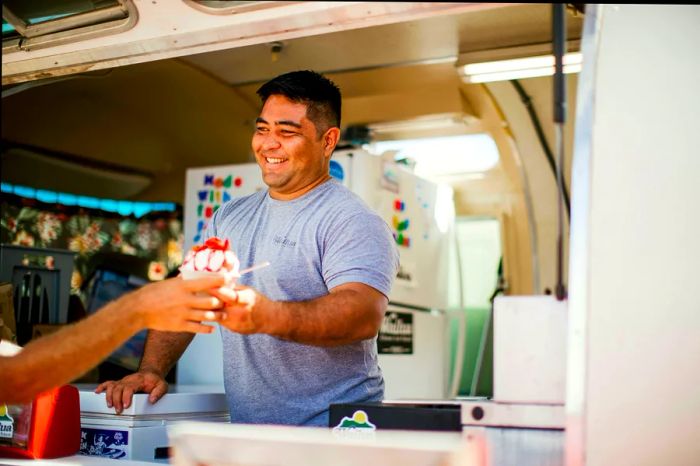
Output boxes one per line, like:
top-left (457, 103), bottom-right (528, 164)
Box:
top-left (334, 149), bottom-right (454, 310)
top-left (179, 163), bottom-right (265, 386)
top-left (377, 305), bottom-right (450, 400)
top-left (183, 163), bottom-right (266, 252)
top-left (383, 165), bottom-right (454, 310)
top-left (333, 150), bottom-right (458, 400)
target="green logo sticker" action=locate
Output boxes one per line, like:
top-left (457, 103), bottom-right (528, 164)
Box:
top-left (333, 410), bottom-right (376, 432)
top-left (0, 405), bottom-right (14, 439)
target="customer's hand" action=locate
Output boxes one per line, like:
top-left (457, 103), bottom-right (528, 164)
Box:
top-left (95, 369), bottom-right (168, 414)
top-left (126, 275), bottom-right (227, 334)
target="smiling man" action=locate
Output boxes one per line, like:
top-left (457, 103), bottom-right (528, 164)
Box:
top-left (254, 93), bottom-right (335, 199)
top-left (98, 71), bottom-right (399, 427)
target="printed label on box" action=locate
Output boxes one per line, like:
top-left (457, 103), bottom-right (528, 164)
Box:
top-left (0, 405), bottom-right (14, 440)
top-left (333, 410), bottom-right (376, 433)
top-left (80, 428), bottom-right (129, 459)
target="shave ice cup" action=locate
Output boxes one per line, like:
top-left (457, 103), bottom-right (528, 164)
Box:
top-left (180, 237), bottom-right (240, 287)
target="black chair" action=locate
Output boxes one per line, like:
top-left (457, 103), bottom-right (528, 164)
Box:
top-left (0, 245), bottom-right (75, 345)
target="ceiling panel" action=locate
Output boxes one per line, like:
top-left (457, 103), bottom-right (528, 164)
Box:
top-left (181, 13), bottom-right (460, 86)
top-left (180, 4), bottom-right (583, 87)
top-left (457, 3), bottom-right (584, 52)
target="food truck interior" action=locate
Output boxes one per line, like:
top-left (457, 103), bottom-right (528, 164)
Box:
top-left (1, 2), bottom-right (698, 465)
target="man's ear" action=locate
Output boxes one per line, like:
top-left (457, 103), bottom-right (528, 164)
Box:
top-left (323, 127), bottom-right (341, 157)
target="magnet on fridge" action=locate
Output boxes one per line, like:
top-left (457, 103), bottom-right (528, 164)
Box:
top-left (330, 160), bottom-right (344, 181)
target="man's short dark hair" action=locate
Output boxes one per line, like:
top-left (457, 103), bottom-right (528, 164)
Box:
top-left (256, 70), bottom-right (341, 136)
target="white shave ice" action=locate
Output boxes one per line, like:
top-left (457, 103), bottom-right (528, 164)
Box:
top-left (180, 238), bottom-right (241, 284)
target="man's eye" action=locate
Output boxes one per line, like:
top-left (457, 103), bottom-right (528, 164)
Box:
top-left (256, 127), bottom-right (268, 132)
top-left (281, 130), bottom-right (296, 136)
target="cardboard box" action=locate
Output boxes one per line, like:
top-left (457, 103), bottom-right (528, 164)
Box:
top-left (31, 324), bottom-right (64, 340)
top-left (493, 296), bottom-right (567, 405)
top-left (0, 282), bottom-right (16, 342)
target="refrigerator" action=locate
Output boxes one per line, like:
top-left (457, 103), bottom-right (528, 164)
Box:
top-left (179, 149), bottom-right (461, 400)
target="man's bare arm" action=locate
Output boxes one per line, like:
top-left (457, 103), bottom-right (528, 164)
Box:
top-left (216, 282), bottom-right (387, 346)
top-left (139, 330), bottom-right (194, 378)
top-left (0, 299), bottom-right (142, 404)
top-left (0, 275), bottom-right (226, 405)
top-left (95, 330), bottom-right (195, 413)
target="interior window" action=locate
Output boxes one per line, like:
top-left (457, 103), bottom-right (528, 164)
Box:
top-left (452, 216), bottom-right (501, 396)
top-left (183, 1), bottom-right (290, 15)
top-left (2, 0), bottom-right (136, 51)
top-left (365, 134), bottom-right (499, 179)
top-left (455, 217), bottom-right (502, 309)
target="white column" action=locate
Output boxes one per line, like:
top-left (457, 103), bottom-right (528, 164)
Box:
top-left (566, 4), bottom-right (700, 465)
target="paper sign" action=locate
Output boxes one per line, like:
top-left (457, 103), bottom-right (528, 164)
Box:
top-left (378, 311), bottom-right (414, 354)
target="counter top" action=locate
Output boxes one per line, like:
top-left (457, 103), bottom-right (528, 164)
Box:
top-left (74, 384), bottom-right (227, 416)
top-left (1, 455), bottom-right (157, 466)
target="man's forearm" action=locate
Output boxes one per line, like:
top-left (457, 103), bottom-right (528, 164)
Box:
top-left (139, 330), bottom-right (195, 376)
top-left (259, 285), bottom-right (385, 347)
top-left (0, 300), bottom-right (142, 404)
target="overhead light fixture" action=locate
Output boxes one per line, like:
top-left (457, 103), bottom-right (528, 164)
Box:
top-left (460, 52), bottom-right (582, 84)
top-left (368, 134), bottom-right (500, 177)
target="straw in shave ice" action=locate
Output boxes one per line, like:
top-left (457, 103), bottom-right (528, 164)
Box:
top-left (239, 261), bottom-right (270, 275)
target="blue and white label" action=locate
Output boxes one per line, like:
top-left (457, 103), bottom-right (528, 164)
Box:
top-left (80, 428), bottom-right (128, 459)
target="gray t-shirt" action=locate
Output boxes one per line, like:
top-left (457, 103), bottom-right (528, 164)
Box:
top-left (205, 179), bottom-right (399, 426)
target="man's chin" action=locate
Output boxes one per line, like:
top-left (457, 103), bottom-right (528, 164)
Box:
top-left (261, 173), bottom-right (285, 189)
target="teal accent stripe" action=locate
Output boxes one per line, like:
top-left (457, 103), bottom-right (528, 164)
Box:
top-left (1, 182), bottom-right (175, 218)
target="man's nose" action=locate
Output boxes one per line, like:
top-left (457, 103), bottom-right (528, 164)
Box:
top-left (260, 133), bottom-right (281, 150)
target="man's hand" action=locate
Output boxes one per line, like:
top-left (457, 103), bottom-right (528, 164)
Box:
top-left (95, 370), bottom-right (168, 414)
top-left (128, 275), bottom-right (228, 334)
top-left (210, 285), bottom-right (270, 335)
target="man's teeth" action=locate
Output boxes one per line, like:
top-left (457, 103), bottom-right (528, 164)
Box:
top-left (266, 157), bottom-right (286, 164)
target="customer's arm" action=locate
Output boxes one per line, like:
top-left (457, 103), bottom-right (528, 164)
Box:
top-left (0, 275), bottom-right (226, 404)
